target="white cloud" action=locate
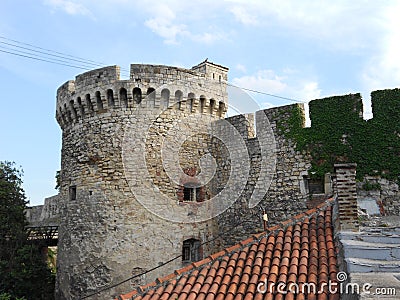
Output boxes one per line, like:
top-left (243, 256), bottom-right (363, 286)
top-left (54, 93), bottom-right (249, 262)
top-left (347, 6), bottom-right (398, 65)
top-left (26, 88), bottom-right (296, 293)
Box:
top-left (298, 81), bottom-right (321, 101)
top-left (43, 0), bottom-right (93, 17)
top-left (236, 63), bottom-right (247, 73)
top-left (230, 6), bottom-right (259, 26)
top-left (362, 2), bottom-right (400, 90)
top-left (357, 2), bottom-right (400, 119)
top-left (231, 68), bottom-right (320, 126)
top-left (139, 1), bottom-right (226, 44)
top-left (227, 0), bottom-right (385, 50)
top-left (232, 68), bottom-right (321, 103)
top-left (232, 70), bottom-right (287, 94)
top-left (144, 18), bottom-right (188, 45)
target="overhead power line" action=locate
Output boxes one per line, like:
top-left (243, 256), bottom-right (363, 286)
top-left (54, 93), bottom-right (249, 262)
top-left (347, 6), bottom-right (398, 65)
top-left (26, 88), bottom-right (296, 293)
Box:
top-left (0, 35), bottom-right (130, 72)
top-left (226, 83), bottom-right (305, 103)
top-left (0, 36), bottom-right (305, 104)
top-left (0, 49), bottom-right (92, 71)
top-left (0, 35), bottom-right (131, 75)
top-left (0, 41), bottom-right (105, 69)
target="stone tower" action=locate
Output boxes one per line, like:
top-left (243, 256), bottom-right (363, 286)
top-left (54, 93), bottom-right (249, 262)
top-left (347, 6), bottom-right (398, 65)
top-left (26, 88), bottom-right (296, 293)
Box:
top-left (55, 61), bottom-right (229, 299)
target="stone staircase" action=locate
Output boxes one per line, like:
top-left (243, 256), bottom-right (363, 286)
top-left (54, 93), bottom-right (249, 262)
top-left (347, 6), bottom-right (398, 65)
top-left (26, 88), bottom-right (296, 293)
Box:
top-left (338, 226), bottom-right (400, 299)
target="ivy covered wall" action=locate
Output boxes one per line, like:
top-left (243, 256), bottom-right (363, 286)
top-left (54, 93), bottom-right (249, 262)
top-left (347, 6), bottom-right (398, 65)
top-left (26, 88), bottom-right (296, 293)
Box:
top-left (277, 88), bottom-right (400, 182)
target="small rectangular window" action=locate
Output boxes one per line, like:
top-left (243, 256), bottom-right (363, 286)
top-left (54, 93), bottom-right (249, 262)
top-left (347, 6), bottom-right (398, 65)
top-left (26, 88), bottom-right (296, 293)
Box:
top-left (182, 239), bottom-right (201, 263)
top-left (69, 185), bottom-right (77, 201)
top-left (183, 187), bottom-right (193, 201)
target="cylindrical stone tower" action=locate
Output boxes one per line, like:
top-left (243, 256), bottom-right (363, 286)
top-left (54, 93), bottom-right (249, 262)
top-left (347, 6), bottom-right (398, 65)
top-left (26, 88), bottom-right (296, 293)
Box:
top-left (55, 61), bottom-right (229, 299)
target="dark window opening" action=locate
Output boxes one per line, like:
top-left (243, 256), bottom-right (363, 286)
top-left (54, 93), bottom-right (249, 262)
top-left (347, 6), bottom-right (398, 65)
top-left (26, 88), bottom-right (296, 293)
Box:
top-left (218, 102), bottom-right (225, 117)
top-left (86, 94), bottom-right (94, 112)
top-left (107, 89), bottom-right (115, 108)
top-left (95, 91), bottom-right (103, 110)
top-left (303, 175), bottom-right (309, 195)
top-left (183, 186), bottom-right (201, 202)
top-left (119, 88), bottom-right (128, 108)
top-left (77, 97), bottom-right (84, 117)
top-left (200, 96), bottom-right (206, 113)
top-left (209, 99), bottom-right (215, 114)
top-left (69, 100), bottom-right (77, 120)
top-left (308, 178), bottom-right (324, 194)
top-left (175, 90), bottom-right (183, 109)
top-left (147, 87), bottom-right (156, 103)
top-left (188, 93), bottom-right (195, 112)
top-left (161, 89), bottom-right (170, 108)
top-left (133, 87), bottom-right (142, 104)
top-left (182, 238), bottom-right (201, 263)
top-left (69, 185), bottom-right (77, 201)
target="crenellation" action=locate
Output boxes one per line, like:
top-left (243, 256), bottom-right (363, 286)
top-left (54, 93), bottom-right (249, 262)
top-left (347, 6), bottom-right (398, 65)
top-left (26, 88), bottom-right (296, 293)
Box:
top-left (56, 64), bottom-right (228, 129)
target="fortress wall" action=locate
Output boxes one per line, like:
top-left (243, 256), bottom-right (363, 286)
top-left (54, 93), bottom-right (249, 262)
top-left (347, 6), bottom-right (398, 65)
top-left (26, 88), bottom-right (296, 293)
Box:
top-left (55, 63), bottom-right (228, 299)
top-left (214, 104), bottom-right (312, 247)
top-left (52, 60), bottom-right (400, 299)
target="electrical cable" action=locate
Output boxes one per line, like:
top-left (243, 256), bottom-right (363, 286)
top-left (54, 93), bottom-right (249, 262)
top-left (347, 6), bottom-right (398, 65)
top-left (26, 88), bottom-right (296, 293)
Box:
top-left (226, 82), bottom-right (305, 103)
top-left (0, 49), bottom-right (92, 71)
top-left (0, 41), bottom-right (105, 69)
top-left (0, 35), bottom-right (130, 73)
top-left (0, 36), bottom-right (305, 105)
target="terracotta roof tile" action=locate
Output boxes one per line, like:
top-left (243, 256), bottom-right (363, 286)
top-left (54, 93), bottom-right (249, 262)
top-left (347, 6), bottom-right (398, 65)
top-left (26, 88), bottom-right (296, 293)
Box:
top-left (117, 202), bottom-right (339, 300)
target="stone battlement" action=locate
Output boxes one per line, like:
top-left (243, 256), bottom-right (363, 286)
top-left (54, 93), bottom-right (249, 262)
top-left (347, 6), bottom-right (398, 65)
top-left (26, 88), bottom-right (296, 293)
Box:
top-left (56, 62), bottom-right (228, 129)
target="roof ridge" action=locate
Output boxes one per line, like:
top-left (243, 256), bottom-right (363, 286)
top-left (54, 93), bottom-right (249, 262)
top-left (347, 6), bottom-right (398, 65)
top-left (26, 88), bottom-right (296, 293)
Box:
top-left (117, 197), bottom-right (336, 299)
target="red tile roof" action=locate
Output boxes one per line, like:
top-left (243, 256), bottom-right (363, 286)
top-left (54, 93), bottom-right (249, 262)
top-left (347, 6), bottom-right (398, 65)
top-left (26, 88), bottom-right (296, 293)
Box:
top-left (117, 199), bottom-right (339, 300)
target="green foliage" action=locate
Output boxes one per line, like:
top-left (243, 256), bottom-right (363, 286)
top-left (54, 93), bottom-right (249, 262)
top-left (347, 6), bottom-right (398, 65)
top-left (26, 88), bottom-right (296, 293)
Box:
top-left (279, 89), bottom-right (400, 181)
top-left (362, 180), bottom-right (381, 191)
top-left (0, 161), bottom-right (55, 300)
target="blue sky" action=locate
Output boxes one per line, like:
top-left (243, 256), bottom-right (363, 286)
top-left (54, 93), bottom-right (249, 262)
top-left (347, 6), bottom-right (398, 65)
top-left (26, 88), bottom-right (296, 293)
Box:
top-left (1, 0), bottom-right (399, 206)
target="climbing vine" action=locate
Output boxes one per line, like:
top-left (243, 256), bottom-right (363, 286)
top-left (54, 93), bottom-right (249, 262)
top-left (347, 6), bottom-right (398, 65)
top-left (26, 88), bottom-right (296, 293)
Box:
top-left (278, 89), bottom-right (400, 182)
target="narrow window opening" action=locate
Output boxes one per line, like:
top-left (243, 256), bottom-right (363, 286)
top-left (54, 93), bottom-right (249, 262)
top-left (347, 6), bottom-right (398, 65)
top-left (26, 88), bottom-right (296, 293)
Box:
top-left (308, 178), bottom-right (324, 195)
top-left (147, 88), bottom-right (156, 105)
top-left (183, 186), bottom-right (192, 201)
top-left (96, 91), bottom-right (103, 111)
top-left (107, 89), bottom-right (115, 108)
top-left (175, 90), bottom-right (183, 110)
top-left (183, 185), bottom-right (203, 202)
top-left (187, 93), bottom-right (195, 112)
top-left (69, 185), bottom-right (77, 201)
top-left (200, 96), bottom-right (206, 113)
top-left (69, 100), bottom-right (77, 120)
top-left (161, 88), bottom-right (170, 108)
top-left (182, 238), bottom-right (201, 263)
top-left (218, 102), bottom-right (225, 117)
top-left (119, 88), bottom-right (128, 108)
top-left (133, 87), bottom-right (142, 104)
top-left (77, 97), bottom-right (84, 117)
top-left (86, 94), bottom-right (94, 112)
top-left (209, 99), bottom-right (215, 114)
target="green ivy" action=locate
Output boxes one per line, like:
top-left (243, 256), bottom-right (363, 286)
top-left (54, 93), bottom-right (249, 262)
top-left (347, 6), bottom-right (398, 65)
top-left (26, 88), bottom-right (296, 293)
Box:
top-left (278, 89), bottom-right (400, 182)
top-left (362, 180), bottom-right (381, 191)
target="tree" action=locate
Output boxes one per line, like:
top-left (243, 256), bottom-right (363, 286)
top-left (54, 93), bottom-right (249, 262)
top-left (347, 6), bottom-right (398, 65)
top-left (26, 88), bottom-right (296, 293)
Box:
top-left (0, 161), bottom-right (55, 299)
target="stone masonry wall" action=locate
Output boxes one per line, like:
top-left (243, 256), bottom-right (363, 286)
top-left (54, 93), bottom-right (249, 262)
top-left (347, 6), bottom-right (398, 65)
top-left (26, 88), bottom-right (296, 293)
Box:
top-left (55, 62), bottom-right (228, 299)
top-left (357, 176), bottom-right (400, 216)
top-left (214, 104), bottom-right (312, 247)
